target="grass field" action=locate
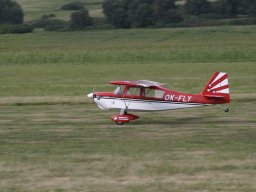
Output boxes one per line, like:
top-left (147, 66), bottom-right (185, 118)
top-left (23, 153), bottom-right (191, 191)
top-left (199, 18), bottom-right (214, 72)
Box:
top-left (1, 26), bottom-right (256, 96)
top-left (0, 25), bottom-right (256, 191)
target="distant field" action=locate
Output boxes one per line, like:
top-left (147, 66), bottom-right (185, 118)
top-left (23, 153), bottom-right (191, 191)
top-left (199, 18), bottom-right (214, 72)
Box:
top-left (16, 0), bottom-right (104, 21)
top-left (0, 25), bottom-right (256, 191)
top-left (0, 26), bottom-right (256, 96)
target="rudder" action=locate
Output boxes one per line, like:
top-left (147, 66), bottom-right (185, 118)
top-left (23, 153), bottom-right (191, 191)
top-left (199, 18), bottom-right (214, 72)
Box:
top-left (201, 72), bottom-right (230, 102)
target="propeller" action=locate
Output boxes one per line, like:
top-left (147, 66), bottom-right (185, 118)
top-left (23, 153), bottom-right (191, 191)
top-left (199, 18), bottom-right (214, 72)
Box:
top-left (87, 92), bottom-right (94, 99)
top-left (87, 87), bottom-right (96, 99)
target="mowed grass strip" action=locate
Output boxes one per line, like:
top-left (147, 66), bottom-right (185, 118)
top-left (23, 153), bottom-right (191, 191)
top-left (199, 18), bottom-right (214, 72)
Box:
top-left (0, 62), bottom-right (255, 96)
top-left (0, 99), bottom-right (255, 191)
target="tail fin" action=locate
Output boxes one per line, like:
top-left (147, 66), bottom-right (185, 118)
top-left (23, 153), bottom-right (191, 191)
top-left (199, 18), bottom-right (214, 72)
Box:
top-left (201, 72), bottom-right (230, 103)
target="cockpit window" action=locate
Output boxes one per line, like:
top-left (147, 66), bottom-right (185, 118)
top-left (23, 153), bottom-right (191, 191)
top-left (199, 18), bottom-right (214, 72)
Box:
top-left (126, 87), bottom-right (140, 96)
top-left (114, 85), bottom-right (125, 95)
top-left (144, 88), bottom-right (164, 98)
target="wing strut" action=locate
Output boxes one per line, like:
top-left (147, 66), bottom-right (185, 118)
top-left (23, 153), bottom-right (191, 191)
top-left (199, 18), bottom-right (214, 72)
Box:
top-left (119, 86), bottom-right (138, 114)
top-left (119, 85), bottom-right (128, 112)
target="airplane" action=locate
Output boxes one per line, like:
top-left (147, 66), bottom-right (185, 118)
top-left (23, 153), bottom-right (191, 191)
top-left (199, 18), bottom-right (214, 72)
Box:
top-left (87, 72), bottom-right (230, 125)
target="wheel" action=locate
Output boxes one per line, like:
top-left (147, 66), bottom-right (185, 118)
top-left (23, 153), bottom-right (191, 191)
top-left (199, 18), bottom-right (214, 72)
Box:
top-left (115, 122), bottom-right (124, 125)
top-left (224, 108), bottom-right (229, 113)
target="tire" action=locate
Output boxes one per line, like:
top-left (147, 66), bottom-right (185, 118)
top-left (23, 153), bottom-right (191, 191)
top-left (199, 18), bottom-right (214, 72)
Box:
top-left (115, 122), bottom-right (124, 125)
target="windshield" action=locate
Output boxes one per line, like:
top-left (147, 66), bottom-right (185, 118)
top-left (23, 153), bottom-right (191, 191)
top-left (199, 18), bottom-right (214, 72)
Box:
top-left (114, 85), bottom-right (125, 95)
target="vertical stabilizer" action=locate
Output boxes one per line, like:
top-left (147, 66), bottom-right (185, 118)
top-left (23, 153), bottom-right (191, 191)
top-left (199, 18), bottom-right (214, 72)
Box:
top-left (201, 72), bottom-right (230, 102)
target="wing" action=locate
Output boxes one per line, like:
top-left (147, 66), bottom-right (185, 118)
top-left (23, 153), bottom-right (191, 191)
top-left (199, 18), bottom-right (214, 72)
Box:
top-left (110, 80), bottom-right (164, 88)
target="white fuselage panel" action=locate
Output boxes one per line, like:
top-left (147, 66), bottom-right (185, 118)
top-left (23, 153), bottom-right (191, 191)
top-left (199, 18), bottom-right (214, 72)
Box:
top-left (94, 97), bottom-right (205, 111)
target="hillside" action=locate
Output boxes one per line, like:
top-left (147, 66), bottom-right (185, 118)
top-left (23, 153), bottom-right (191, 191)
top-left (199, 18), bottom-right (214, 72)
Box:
top-left (16, 0), bottom-right (104, 21)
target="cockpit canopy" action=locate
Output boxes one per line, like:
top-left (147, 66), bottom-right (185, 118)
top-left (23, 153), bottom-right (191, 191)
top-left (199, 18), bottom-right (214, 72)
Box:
top-left (113, 85), bottom-right (164, 99)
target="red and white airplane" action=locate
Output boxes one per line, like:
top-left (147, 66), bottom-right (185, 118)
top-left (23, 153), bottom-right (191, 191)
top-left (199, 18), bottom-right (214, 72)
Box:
top-left (87, 72), bottom-right (230, 125)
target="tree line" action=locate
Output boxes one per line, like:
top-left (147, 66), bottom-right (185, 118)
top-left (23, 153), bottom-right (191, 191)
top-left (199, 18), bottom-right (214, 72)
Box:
top-left (103, 0), bottom-right (256, 28)
top-left (103, 0), bottom-right (183, 28)
top-left (0, 0), bottom-right (256, 33)
top-left (0, 0), bottom-right (93, 33)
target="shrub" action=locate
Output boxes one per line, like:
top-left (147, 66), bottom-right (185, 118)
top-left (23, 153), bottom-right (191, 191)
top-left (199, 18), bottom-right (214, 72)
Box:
top-left (70, 8), bottom-right (92, 30)
top-left (60, 1), bottom-right (84, 10)
top-left (43, 19), bottom-right (67, 31)
top-left (31, 15), bottom-right (67, 31)
top-left (0, 24), bottom-right (33, 34)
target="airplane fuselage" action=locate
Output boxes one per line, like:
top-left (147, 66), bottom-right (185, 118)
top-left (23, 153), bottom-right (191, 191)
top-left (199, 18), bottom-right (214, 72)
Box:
top-left (87, 73), bottom-right (230, 124)
top-left (92, 88), bottom-right (227, 111)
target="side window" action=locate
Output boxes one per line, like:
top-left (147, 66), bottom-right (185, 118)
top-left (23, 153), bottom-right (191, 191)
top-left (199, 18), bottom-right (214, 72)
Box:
top-left (145, 88), bottom-right (164, 98)
top-left (154, 90), bottom-right (164, 98)
top-left (126, 87), bottom-right (140, 96)
top-left (144, 88), bottom-right (154, 98)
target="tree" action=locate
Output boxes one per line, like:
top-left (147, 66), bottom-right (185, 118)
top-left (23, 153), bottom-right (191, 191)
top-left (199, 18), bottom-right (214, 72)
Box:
top-left (60, 1), bottom-right (84, 10)
top-left (212, 0), bottom-right (238, 17)
top-left (164, 9), bottom-right (183, 23)
top-left (227, 0), bottom-right (238, 17)
top-left (103, 0), bottom-right (121, 23)
top-left (248, 2), bottom-right (256, 16)
top-left (111, 6), bottom-right (130, 27)
top-left (152, 0), bottom-right (183, 24)
top-left (185, 0), bottom-right (212, 15)
top-left (134, 3), bottom-right (153, 27)
top-left (102, 0), bottom-right (183, 28)
top-left (70, 8), bottom-right (92, 30)
top-left (103, 0), bottom-right (130, 28)
top-left (0, 0), bottom-right (24, 24)
top-left (153, 0), bottom-right (176, 19)
top-left (237, 0), bottom-right (256, 16)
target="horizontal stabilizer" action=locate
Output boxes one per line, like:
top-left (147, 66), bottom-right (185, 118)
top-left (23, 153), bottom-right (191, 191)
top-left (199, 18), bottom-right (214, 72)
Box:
top-left (203, 95), bottom-right (225, 98)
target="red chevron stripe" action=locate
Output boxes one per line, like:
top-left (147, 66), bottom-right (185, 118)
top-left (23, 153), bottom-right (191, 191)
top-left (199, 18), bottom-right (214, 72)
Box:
top-left (209, 72), bottom-right (220, 85)
top-left (211, 85), bottom-right (229, 92)
top-left (210, 73), bottom-right (228, 88)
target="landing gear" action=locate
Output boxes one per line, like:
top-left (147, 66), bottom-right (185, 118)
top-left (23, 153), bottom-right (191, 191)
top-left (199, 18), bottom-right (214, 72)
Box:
top-left (218, 105), bottom-right (229, 113)
top-left (115, 110), bottom-right (127, 125)
top-left (111, 112), bottom-right (139, 125)
top-left (115, 121), bottom-right (124, 125)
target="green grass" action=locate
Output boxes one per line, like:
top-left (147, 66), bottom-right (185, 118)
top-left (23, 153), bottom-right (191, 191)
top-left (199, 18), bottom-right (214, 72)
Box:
top-left (0, 26), bottom-right (256, 96)
top-left (0, 100), bottom-right (256, 191)
top-left (0, 25), bottom-right (256, 191)
top-left (1, 26), bottom-right (256, 65)
top-left (0, 62), bottom-right (255, 96)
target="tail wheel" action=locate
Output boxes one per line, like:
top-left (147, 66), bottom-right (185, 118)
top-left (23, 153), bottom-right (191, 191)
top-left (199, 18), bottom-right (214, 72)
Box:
top-left (224, 108), bottom-right (229, 113)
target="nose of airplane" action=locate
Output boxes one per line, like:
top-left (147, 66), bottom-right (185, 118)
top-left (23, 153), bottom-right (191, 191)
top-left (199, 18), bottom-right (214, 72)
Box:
top-left (87, 93), bottom-right (94, 99)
